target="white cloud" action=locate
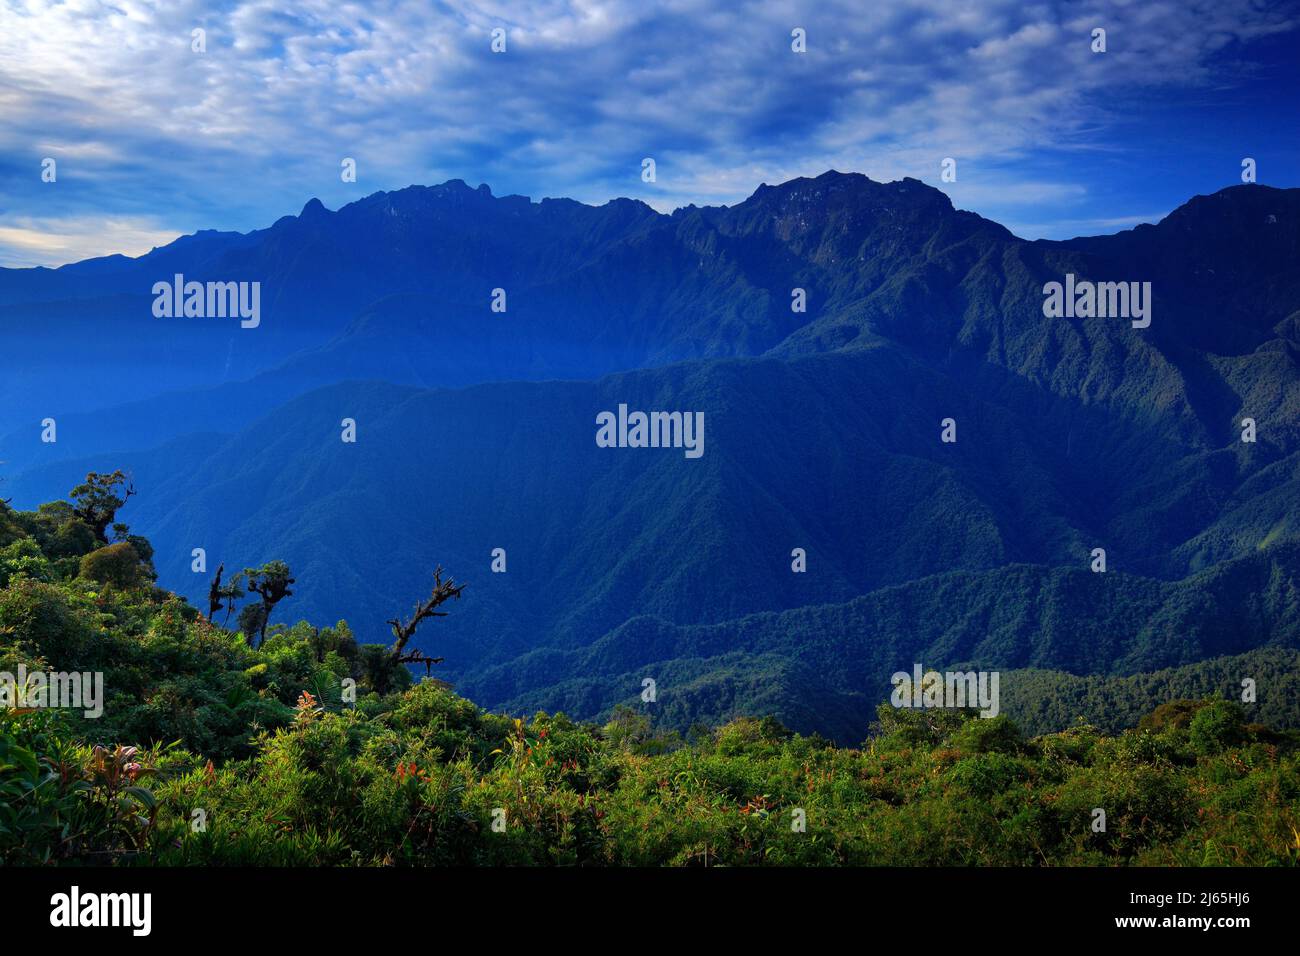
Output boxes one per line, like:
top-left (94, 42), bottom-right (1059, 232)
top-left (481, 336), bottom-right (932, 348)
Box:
top-left (0, 216), bottom-right (179, 268)
top-left (0, 0), bottom-right (1294, 264)
top-left (1001, 212), bottom-right (1171, 242)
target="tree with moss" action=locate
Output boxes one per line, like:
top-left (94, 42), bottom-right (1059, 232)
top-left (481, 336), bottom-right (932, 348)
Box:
top-left (237, 602), bottom-right (268, 645)
top-left (69, 471), bottom-right (135, 543)
top-left (243, 560), bottom-right (295, 646)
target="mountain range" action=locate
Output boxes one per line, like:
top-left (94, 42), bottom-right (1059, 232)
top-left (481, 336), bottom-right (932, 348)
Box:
top-left (3, 170), bottom-right (1298, 742)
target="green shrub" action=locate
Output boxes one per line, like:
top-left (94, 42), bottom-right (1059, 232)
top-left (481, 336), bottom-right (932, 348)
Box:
top-left (1189, 700), bottom-right (1248, 755)
top-left (3, 492), bottom-right (1299, 868)
top-left (79, 542), bottom-right (150, 590)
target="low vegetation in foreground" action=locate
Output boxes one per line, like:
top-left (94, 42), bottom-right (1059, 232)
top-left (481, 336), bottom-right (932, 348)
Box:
top-left (1, 479), bottom-right (1298, 866)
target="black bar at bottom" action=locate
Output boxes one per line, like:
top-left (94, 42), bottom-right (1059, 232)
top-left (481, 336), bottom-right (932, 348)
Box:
top-left (0, 865), bottom-right (1284, 941)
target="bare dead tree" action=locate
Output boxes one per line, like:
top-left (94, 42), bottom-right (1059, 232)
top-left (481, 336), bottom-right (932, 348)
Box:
top-left (388, 566), bottom-right (465, 667)
top-left (221, 570), bottom-right (247, 626)
top-left (207, 563), bottom-right (225, 621)
top-left (398, 650), bottom-right (446, 677)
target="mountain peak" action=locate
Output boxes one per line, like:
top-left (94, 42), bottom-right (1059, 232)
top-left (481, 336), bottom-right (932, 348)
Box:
top-left (299, 197), bottom-right (328, 219)
top-left (742, 169), bottom-right (957, 210)
top-left (747, 169), bottom-right (872, 200)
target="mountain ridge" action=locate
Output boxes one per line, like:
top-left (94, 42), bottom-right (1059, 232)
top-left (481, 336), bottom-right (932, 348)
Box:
top-left (3, 171), bottom-right (1298, 741)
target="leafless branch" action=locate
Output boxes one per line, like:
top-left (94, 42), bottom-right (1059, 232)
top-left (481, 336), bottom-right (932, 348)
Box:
top-left (388, 566), bottom-right (465, 661)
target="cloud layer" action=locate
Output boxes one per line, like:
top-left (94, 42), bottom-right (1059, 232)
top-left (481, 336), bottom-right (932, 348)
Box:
top-left (1, 0), bottom-right (1296, 266)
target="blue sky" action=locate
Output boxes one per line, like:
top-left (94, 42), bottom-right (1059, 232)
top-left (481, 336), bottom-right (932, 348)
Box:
top-left (1, 0), bottom-right (1297, 267)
